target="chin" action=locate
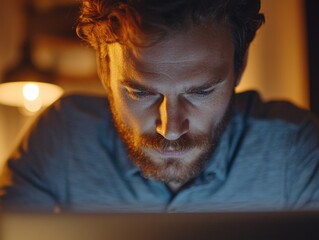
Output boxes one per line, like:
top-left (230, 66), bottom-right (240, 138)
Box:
top-left (134, 148), bottom-right (211, 184)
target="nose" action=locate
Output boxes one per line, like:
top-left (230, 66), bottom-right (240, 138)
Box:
top-left (156, 96), bottom-right (189, 141)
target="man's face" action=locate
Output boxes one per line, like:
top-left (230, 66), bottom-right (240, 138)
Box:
top-left (106, 23), bottom-right (236, 186)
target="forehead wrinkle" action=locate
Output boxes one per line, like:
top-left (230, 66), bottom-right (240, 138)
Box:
top-left (123, 48), bottom-right (227, 83)
top-left (124, 45), bottom-right (231, 78)
top-left (124, 23), bottom-right (233, 64)
top-left (126, 45), bottom-right (226, 68)
top-left (112, 23), bottom-right (234, 88)
top-left (125, 57), bottom-right (229, 88)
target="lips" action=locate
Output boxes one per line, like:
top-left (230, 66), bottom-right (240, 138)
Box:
top-left (158, 149), bottom-right (188, 157)
top-left (147, 147), bottom-right (190, 158)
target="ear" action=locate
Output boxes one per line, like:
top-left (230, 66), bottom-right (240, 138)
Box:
top-left (235, 50), bottom-right (249, 87)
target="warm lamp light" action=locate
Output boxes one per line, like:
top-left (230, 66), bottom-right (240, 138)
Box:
top-left (0, 81), bottom-right (63, 113)
top-left (23, 83), bottom-right (40, 101)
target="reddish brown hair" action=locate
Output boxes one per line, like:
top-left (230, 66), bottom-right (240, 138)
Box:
top-left (77, 0), bottom-right (264, 76)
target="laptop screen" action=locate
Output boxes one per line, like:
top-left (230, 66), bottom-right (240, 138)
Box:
top-left (1, 211), bottom-right (319, 240)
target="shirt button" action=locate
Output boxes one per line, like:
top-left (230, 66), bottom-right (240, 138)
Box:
top-left (206, 173), bottom-right (215, 181)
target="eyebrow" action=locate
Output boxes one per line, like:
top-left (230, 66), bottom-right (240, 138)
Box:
top-left (120, 78), bottom-right (225, 93)
top-left (185, 78), bottom-right (224, 92)
top-left (120, 79), bottom-right (156, 92)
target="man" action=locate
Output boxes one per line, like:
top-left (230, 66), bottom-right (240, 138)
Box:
top-left (0, 0), bottom-right (318, 212)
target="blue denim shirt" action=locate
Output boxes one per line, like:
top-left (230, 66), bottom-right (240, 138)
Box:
top-left (1, 91), bottom-right (319, 212)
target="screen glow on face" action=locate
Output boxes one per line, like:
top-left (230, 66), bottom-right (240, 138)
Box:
top-left (106, 23), bottom-right (236, 185)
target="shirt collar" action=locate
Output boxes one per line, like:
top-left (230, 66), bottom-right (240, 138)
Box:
top-left (202, 124), bottom-right (231, 181)
top-left (202, 109), bottom-right (246, 181)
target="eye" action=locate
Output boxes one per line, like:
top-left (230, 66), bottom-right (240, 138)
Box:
top-left (188, 88), bottom-right (215, 98)
top-left (126, 88), bottom-right (154, 100)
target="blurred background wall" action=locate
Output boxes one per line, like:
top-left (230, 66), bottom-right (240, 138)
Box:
top-left (238, 0), bottom-right (309, 109)
top-left (0, 0), bottom-right (318, 171)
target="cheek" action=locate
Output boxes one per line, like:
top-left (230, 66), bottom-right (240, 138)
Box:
top-left (112, 90), bottom-right (157, 134)
top-left (191, 86), bottom-right (233, 133)
top-left (190, 105), bottom-right (224, 134)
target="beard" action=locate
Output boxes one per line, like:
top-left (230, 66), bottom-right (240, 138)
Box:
top-left (108, 95), bottom-right (232, 185)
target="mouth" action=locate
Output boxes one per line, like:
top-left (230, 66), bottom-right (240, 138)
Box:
top-left (145, 147), bottom-right (191, 158)
top-left (157, 149), bottom-right (189, 157)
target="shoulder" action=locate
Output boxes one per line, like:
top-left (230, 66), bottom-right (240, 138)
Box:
top-left (233, 90), bottom-right (319, 158)
top-left (15, 93), bottom-right (113, 159)
top-left (29, 93), bottom-right (113, 135)
top-left (57, 94), bottom-right (108, 112)
top-left (49, 93), bottom-right (110, 122)
top-left (232, 91), bottom-right (319, 209)
top-left (234, 90), bottom-right (319, 129)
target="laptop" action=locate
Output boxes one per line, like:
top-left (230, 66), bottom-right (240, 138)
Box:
top-left (1, 211), bottom-right (319, 240)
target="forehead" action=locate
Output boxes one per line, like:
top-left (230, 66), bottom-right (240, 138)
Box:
top-left (108, 23), bottom-right (234, 82)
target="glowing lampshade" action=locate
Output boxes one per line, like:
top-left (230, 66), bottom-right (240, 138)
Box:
top-left (0, 81), bottom-right (63, 113)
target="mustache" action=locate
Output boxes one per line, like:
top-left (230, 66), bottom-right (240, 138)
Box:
top-left (138, 133), bottom-right (212, 151)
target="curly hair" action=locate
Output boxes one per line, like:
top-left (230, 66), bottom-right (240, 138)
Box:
top-left (76, 0), bottom-right (265, 77)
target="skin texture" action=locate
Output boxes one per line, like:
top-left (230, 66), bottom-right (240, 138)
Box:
top-left (104, 22), bottom-right (238, 191)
